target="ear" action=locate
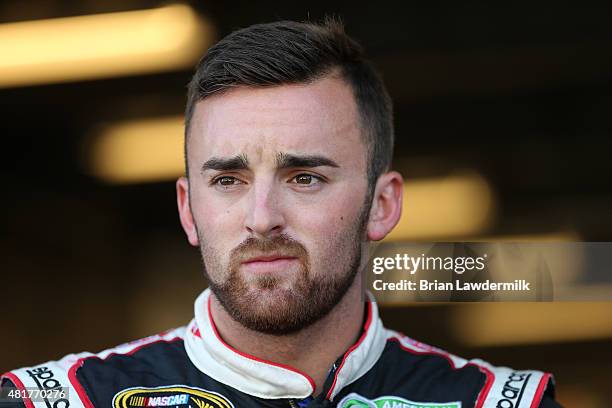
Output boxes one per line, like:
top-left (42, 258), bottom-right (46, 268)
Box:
top-left (367, 171), bottom-right (403, 241)
top-left (176, 176), bottom-right (199, 247)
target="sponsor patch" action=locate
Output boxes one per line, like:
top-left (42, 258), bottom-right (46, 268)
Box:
top-left (112, 386), bottom-right (233, 408)
top-left (495, 371), bottom-right (532, 408)
top-left (26, 366), bottom-right (71, 407)
top-left (338, 392), bottom-right (461, 408)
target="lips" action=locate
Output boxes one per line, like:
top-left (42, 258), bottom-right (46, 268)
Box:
top-left (241, 255), bottom-right (297, 264)
top-left (239, 254), bottom-right (299, 275)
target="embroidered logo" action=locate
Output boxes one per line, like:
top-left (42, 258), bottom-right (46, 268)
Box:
top-left (338, 393), bottom-right (461, 408)
top-left (112, 385), bottom-right (234, 408)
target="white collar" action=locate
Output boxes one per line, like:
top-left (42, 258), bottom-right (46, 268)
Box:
top-left (184, 288), bottom-right (388, 400)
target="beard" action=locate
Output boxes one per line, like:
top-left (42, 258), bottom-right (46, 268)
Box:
top-left (196, 199), bottom-right (371, 336)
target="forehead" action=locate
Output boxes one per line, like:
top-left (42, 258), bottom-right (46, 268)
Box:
top-left (188, 75), bottom-right (365, 166)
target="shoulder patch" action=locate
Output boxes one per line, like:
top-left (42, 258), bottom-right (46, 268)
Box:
top-left (2, 357), bottom-right (89, 408)
top-left (471, 360), bottom-right (553, 408)
top-left (112, 385), bottom-right (234, 408)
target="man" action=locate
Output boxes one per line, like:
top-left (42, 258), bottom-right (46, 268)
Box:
top-left (2, 19), bottom-right (560, 408)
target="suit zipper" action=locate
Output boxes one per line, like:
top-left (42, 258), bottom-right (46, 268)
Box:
top-left (290, 362), bottom-right (339, 408)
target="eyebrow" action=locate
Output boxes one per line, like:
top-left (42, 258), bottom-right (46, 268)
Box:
top-left (201, 154), bottom-right (249, 173)
top-left (276, 153), bottom-right (339, 169)
top-left (200, 152), bottom-right (339, 174)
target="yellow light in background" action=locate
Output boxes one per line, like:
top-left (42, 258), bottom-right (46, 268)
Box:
top-left (469, 231), bottom-right (580, 242)
top-left (385, 172), bottom-right (495, 241)
top-left (90, 116), bottom-right (184, 183)
top-left (452, 302), bottom-right (612, 346)
top-left (0, 4), bottom-right (214, 88)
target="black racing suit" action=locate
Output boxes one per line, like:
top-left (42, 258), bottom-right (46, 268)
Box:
top-left (1, 289), bottom-right (560, 408)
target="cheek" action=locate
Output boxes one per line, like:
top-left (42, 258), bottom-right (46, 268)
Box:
top-left (304, 202), bottom-right (356, 235)
top-left (289, 185), bottom-right (368, 257)
top-left (192, 185), bottom-right (243, 230)
top-left (191, 194), bottom-right (243, 263)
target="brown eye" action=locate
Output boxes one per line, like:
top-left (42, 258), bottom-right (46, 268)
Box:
top-left (217, 176), bottom-right (237, 186)
top-left (291, 174), bottom-right (323, 186)
top-left (295, 174), bottom-right (313, 184)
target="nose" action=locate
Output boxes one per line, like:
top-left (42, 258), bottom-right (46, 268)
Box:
top-left (244, 179), bottom-right (285, 238)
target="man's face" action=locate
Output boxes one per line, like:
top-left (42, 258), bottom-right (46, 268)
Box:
top-left (183, 74), bottom-right (371, 335)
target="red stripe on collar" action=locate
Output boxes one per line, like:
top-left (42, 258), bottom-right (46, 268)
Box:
top-left (325, 300), bottom-right (373, 400)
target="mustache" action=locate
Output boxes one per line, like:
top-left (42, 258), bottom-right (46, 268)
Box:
top-left (230, 234), bottom-right (308, 264)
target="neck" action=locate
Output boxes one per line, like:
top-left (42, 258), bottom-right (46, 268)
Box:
top-left (209, 280), bottom-right (364, 396)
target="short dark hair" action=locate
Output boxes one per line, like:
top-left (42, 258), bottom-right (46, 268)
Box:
top-left (185, 18), bottom-right (394, 193)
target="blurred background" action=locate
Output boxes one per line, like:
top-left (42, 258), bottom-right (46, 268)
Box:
top-left (1, 1), bottom-right (611, 406)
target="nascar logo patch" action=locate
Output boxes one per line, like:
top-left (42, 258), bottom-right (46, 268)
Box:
top-left (112, 385), bottom-right (234, 408)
